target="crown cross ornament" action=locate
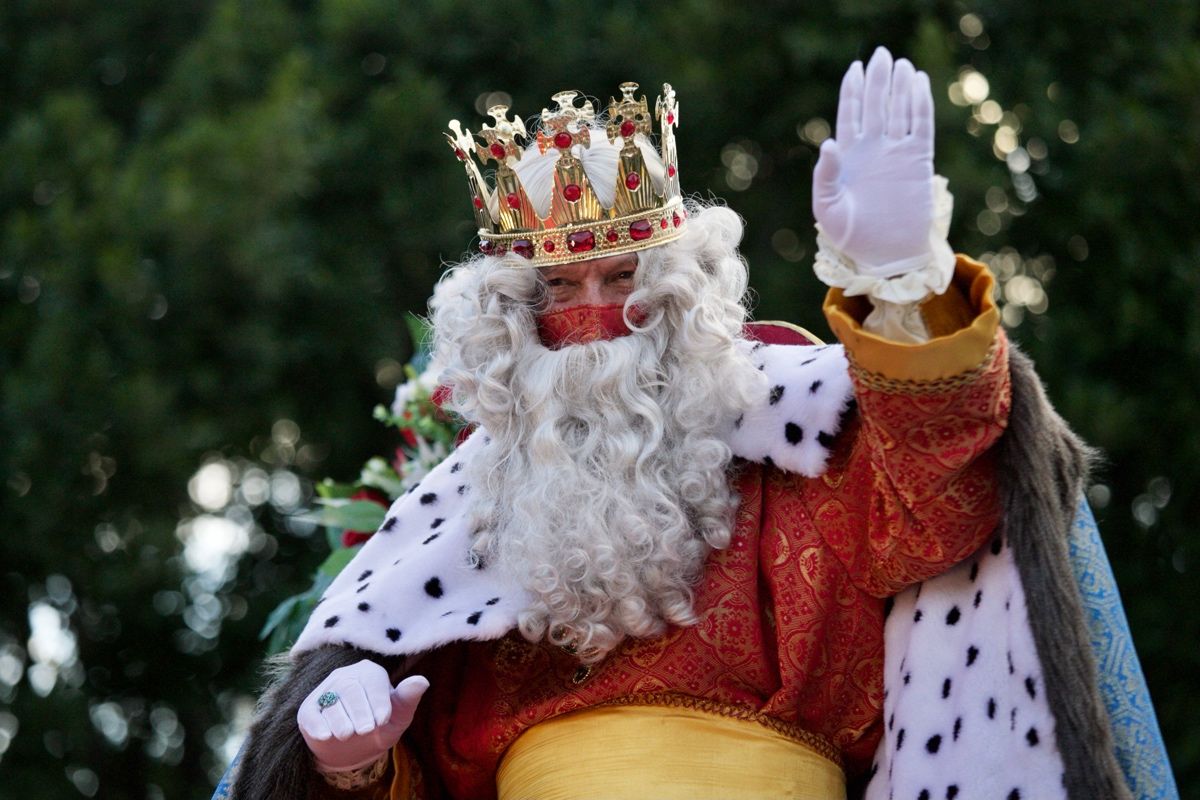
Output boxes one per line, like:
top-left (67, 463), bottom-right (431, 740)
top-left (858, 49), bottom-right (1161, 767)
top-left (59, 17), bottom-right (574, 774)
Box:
top-left (446, 83), bottom-right (687, 267)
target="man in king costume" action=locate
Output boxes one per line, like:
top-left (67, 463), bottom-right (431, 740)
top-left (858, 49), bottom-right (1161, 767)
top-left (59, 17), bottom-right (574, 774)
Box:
top-left (228, 49), bottom-right (1165, 799)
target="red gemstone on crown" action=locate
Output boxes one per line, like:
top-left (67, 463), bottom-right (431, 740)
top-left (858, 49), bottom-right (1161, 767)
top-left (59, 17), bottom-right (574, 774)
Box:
top-left (563, 183), bottom-right (582, 202)
top-left (668, 165), bottom-right (677, 178)
top-left (625, 172), bottom-right (640, 190)
top-left (489, 142), bottom-right (506, 160)
top-left (506, 193), bottom-right (521, 210)
top-left (512, 239), bottom-right (534, 259)
top-left (479, 240), bottom-right (495, 255)
top-left (544, 240), bottom-right (556, 253)
top-left (454, 148), bottom-right (467, 161)
top-left (554, 131), bottom-right (573, 150)
top-left (472, 196), bottom-right (483, 209)
top-left (605, 229), bottom-right (619, 243)
top-left (661, 218), bottom-right (668, 229)
top-left (620, 120), bottom-right (636, 138)
top-left (566, 230), bottom-right (596, 253)
top-left (673, 213), bottom-right (681, 228)
top-left (629, 220), bottom-right (653, 241)
top-left (667, 113), bottom-right (675, 125)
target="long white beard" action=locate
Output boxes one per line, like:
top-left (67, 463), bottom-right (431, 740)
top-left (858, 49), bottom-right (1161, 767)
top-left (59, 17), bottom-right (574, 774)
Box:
top-left (464, 330), bottom-right (752, 661)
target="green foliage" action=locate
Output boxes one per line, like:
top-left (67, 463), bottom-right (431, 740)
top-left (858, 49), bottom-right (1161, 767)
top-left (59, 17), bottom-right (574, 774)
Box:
top-left (1, 1), bottom-right (1196, 797)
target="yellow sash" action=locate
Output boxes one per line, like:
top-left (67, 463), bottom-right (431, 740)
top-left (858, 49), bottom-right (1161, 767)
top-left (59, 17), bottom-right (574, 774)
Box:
top-left (496, 700), bottom-right (846, 800)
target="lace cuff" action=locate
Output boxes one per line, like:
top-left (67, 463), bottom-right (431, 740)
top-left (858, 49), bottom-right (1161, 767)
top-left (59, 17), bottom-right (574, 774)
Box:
top-left (813, 176), bottom-right (955, 306)
top-left (319, 752), bottom-right (390, 791)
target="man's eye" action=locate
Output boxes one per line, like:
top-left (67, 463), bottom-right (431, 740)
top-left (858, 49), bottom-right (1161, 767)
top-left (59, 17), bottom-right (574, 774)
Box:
top-left (547, 278), bottom-right (568, 288)
top-left (614, 271), bottom-right (635, 281)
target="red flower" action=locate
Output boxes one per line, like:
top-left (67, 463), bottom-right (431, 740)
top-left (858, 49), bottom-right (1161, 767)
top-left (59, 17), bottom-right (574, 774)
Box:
top-left (390, 446), bottom-right (408, 475)
top-left (341, 488), bottom-right (388, 548)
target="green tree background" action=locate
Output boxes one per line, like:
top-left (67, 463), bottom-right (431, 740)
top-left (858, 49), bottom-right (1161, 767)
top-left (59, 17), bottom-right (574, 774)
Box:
top-left (1, 1), bottom-right (1196, 797)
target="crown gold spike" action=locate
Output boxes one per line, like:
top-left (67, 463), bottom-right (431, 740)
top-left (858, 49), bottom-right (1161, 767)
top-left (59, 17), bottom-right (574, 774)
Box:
top-left (446, 83), bottom-right (687, 267)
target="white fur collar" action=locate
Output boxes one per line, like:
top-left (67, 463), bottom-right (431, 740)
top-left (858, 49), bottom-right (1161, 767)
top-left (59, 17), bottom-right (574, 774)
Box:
top-left (291, 341), bottom-right (853, 658)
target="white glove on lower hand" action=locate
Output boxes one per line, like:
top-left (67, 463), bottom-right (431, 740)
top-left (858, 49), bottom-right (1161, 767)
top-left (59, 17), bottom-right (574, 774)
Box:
top-left (813, 46), bottom-right (937, 278)
top-left (297, 659), bottom-right (429, 773)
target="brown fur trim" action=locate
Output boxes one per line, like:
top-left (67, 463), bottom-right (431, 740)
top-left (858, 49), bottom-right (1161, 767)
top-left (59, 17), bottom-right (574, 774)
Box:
top-left (1001, 346), bottom-right (1130, 800)
top-left (230, 646), bottom-right (402, 800)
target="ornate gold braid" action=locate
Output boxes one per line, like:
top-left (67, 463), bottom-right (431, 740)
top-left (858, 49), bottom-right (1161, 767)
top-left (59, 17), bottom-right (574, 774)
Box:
top-left (585, 691), bottom-right (844, 769)
top-left (848, 339), bottom-right (999, 395)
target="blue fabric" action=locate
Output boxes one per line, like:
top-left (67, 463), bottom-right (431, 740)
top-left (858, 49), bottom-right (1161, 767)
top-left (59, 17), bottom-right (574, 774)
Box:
top-left (1071, 499), bottom-right (1178, 800)
top-left (211, 744), bottom-right (240, 800)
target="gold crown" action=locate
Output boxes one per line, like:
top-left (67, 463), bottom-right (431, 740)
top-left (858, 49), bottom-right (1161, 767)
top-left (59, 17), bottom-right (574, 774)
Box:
top-left (446, 82), bottom-right (685, 267)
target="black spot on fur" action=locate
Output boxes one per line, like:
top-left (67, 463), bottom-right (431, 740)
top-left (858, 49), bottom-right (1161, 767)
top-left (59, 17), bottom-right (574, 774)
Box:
top-left (896, 728), bottom-right (905, 750)
top-left (1027, 726), bottom-right (1040, 746)
top-left (966, 646), bottom-right (979, 666)
top-left (358, 570), bottom-right (372, 582)
top-left (356, 583), bottom-right (369, 594)
top-left (903, 672), bottom-right (911, 685)
top-left (420, 492), bottom-right (437, 505)
top-left (800, 357), bottom-right (817, 366)
top-left (406, 483), bottom-right (419, 494)
top-left (422, 533), bottom-right (440, 545)
top-left (1010, 707), bottom-right (1018, 731)
top-left (424, 577), bottom-right (443, 598)
top-left (953, 717), bottom-right (962, 741)
top-left (991, 536), bottom-right (1003, 555)
top-left (1025, 675), bottom-right (1037, 699)
top-left (357, 602), bottom-right (369, 612)
top-left (785, 422), bottom-right (803, 444)
top-left (973, 589), bottom-right (983, 608)
top-left (946, 787), bottom-right (959, 799)
top-left (914, 609), bottom-right (923, 622)
top-left (466, 611), bottom-right (482, 625)
top-left (919, 791), bottom-right (930, 800)
top-left (969, 561), bottom-right (979, 581)
top-left (817, 431), bottom-right (835, 449)
top-left (751, 341), bottom-right (764, 352)
top-left (945, 606), bottom-right (961, 625)
top-left (385, 628), bottom-right (401, 642)
top-left (762, 456), bottom-right (775, 468)
top-left (987, 697), bottom-right (997, 719)
top-left (734, 414), bottom-right (744, 429)
top-left (1007, 651), bottom-right (1015, 675)
top-left (926, 734), bottom-right (942, 754)
top-left (430, 518), bottom-right (445, 529)
top-left (457, 484), bottom-right (467, 495)
top-left (380, 517), bottom-right (398, 532)
top-left (486, 597), bottom-right (500, 606)
top-left (769, 385), bottom-right (785, 405)
top-left (888, 713), bottom-right (894, 731)
top-left (809, 379), bottom-right (823, 394)
top-left (1008, 790), bottom-right (1021, 800)
top-left (450, 462), bottom-right (463, 473)
top-left (323, 616), bottom-right (338, 628)
top-left (942, 678), bottom-right (952, 699)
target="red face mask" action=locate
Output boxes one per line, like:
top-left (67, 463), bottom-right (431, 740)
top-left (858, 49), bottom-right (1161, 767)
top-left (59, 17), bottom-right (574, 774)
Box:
top-left (536, 304), bottom-right (643, 349)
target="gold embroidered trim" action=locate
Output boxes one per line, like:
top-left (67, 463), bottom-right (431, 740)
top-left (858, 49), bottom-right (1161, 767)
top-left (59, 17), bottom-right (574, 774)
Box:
top-left (849, 338), bottom-right (999, 395)
top-left (319, 752), bottom-right (389, 791)
top-left (587, 692), bottom-right (844, 769)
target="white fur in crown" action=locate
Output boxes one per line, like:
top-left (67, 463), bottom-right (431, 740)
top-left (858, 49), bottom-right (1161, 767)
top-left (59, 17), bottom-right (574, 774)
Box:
top-left (291, 431), bottom-right (529, 658)
top-left (728, 341), bottom-right (854, 475)
top-left (290, 341), bottom-right (855, 659)
top-left (866, 534), bottom-right (1066, 800)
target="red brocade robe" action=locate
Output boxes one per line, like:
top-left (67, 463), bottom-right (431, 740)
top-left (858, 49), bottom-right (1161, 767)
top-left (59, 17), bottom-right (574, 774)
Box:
top-left (337, 257), bottom-right (1008, 800)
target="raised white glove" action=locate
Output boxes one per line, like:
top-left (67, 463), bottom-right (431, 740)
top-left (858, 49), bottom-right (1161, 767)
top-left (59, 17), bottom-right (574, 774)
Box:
top-left (813, 46), bottom-right (937, 278)
top-left (297, 659), bottom-right (429, 773)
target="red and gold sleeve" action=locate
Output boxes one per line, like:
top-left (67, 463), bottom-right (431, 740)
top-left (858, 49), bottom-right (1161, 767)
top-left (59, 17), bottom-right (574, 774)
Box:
top-left (813, 255), bottom-right (1011, 597)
